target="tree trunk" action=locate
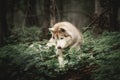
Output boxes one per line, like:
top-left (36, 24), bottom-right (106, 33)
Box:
top-left (50, 0), bottom-right (58, 26)
top-left (93, 0), bottom-right (103, 35)
top-left (0, 0), bottom-right (9, 47)
top-left (56, 0), bottom-right (63, 21)
top-left (93, 0), bottom-right (119, 36)
top-left (42, 0), bottom-right (50, 39)
top-left (25, 0), bottom-right (39, 27)
top-left (108, 0), bottom-right (119, 31)
top-left (7, 0), bottom-right (16, 30)
top-left (94, 0), bottom-right (102, 16)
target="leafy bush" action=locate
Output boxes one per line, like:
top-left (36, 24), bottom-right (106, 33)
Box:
top-left (0, 41), bottom-right (95, 80)
top-left (0, 31), bottom-right (120, 80)
top-left (6, 27), bottom-right (42, 44)
top-left (92, 32), bottom-right (120, 80)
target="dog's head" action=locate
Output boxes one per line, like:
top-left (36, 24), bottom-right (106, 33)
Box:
top-left (49, 27), bottom-right (72, 49)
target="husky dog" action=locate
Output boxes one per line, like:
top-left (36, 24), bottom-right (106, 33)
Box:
top-left (47, 21), bottom-right (83, 67)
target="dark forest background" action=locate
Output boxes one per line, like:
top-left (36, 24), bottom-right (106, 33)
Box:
top-left (0, 0), bottom-right (120, 46)
top-left (0, 0), bottom-right (120, 80)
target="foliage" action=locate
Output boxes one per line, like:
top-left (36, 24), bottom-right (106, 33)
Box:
top-left (6, 27), bottom-right (42, 44)
top-left (0, 31), bottom-right (120, 80)
top-left (0, 41), bottom-right (94, 80)
top-left (92, 32), bottom-right (120, 80)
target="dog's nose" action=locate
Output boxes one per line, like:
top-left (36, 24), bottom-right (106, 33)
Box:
top-left (57, 46), bottom-right (61, 49)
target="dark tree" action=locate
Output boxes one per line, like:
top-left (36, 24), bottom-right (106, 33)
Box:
top-left (7, 0), bottom-right (17, 29)
top-left (25, 0), bottom-right (39, 27)
top-left (0, 0), bottom-right (9, 47)
top-left (56, 0), bottom-right (63, 21)
top-left (42, 0), bottom-right (51, 39)
top-left (42, 0), bottom-right (61, 39)
top-left (50, 0), bottom-right (60, 26)
top-left (108, 0), bottom-right (119, 31)
top-left (93, 0), bottom-right (120, 35)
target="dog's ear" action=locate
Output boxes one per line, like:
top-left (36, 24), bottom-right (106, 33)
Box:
top-left (49, 28), bottom-right (54, 33)
top-left (59, 28), bottom-right (65, 32)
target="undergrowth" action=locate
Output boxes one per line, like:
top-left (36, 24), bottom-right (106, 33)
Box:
top-left (0, 31), bottom-right (120, 80)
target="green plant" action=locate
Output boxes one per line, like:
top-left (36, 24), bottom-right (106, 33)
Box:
top-left (0, 31), bottom-right (120, 80)
top-left (92, 32), bottom-right (120, 80)
top-left (6, 27), bottom-right (42, 44)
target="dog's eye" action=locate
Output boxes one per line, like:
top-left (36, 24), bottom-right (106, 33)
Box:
top-left (60, 38), bottom-right (64, 39)
top-left (52, 36), bottom-right (55, 39)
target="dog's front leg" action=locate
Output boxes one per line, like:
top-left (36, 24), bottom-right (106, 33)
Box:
top-left (56, 49), bottom-right (64, 68)
top-left (58, 55), bottom-right (64, 68)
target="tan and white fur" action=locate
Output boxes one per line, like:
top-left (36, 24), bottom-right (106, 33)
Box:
top-left (47, 21), bottom-right (83, 67)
